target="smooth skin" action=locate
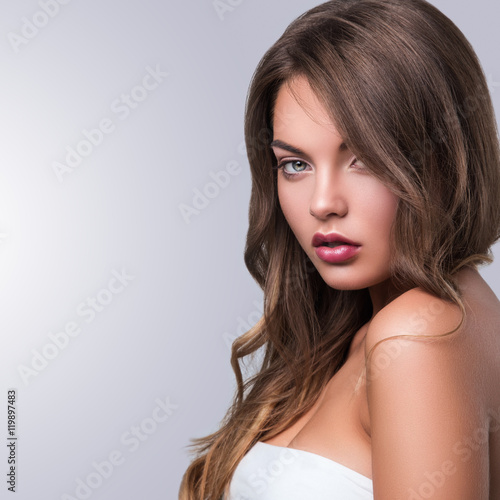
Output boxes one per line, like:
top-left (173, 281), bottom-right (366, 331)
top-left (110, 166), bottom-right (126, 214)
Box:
top-left (265, 75), bottom-right (500, 499)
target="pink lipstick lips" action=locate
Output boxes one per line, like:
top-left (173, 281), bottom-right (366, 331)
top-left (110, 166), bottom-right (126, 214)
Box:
top-left (312, 232), bottom-right (361, 263)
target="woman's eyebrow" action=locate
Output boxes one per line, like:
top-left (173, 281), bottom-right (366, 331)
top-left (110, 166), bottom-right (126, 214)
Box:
top-left (270, 139), bottom-right (349, 155)
top-left (270, 140), bottom-right (306, 156)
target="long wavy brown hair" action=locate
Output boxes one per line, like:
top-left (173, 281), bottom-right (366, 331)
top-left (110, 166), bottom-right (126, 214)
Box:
top-left (179, 0), bottom-right (500, 498)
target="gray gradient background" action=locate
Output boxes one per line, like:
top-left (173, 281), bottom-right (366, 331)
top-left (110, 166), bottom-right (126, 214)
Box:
top-left (0, 1), bottom-right (498, 499)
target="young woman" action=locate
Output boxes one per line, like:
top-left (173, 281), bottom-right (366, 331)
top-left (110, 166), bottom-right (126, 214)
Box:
top-left (180, 0), bottom-right (500, 498)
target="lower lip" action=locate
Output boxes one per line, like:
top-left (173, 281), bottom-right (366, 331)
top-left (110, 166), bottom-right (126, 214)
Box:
top-left (314, 245), bottom-right (361, 263)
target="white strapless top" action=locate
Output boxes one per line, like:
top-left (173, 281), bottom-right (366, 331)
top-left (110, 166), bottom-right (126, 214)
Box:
top-left (226, 441), bottom-right (373, 500)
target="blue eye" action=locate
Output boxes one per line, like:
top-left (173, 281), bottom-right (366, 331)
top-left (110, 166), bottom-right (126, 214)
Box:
top-left (281, 160), bottom-right (308, 174)
top-left (274, 157), bottom-right (366, 180)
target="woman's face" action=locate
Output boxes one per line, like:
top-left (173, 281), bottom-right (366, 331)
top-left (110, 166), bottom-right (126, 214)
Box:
top-left (272, 76), bottom-right (399, 292)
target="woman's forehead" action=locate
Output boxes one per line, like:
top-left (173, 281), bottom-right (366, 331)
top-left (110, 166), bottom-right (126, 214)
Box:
top-left (272, 77), bottom-right (342, 140)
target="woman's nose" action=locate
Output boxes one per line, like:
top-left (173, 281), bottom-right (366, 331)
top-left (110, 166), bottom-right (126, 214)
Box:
top-left (308, 170), bottom-right (348, 220)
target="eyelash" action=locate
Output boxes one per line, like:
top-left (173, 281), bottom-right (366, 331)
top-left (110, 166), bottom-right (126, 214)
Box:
top-left (273, 158), bottom-right (365, 179)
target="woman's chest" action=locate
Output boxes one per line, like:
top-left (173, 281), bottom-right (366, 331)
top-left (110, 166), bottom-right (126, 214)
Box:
top-left (263, 325), bottom-right (372, 479)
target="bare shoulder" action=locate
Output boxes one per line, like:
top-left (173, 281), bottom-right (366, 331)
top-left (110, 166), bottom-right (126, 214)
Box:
top-left (363, 286), bottom-right (470, 405)
top-left (363, 285), bottom-right (493, 497)
top-left (365, 287), bottom-right (464, 359)
top-left (365, 267), bottom-right (500, 361)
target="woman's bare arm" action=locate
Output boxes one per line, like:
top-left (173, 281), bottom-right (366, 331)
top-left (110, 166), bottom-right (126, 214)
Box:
top-left (365, 289), bottom-right (489, 499)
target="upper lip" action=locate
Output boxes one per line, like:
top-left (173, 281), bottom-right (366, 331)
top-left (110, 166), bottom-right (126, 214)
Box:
top-left (312, 232), bottom-right (361, 247)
